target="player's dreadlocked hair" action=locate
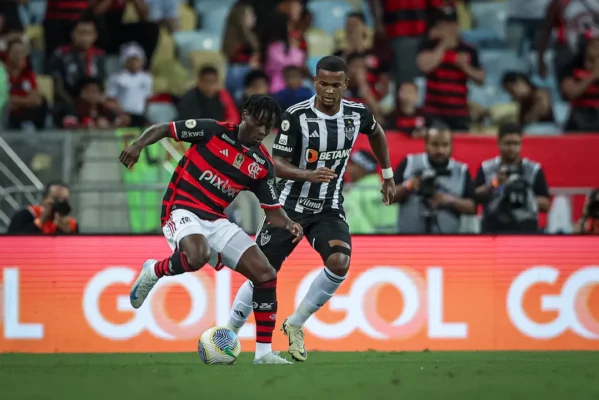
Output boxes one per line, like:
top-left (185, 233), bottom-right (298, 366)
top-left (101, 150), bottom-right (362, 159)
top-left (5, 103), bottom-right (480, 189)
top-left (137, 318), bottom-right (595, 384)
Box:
top-left (242, 94), bottom-right (283, 128)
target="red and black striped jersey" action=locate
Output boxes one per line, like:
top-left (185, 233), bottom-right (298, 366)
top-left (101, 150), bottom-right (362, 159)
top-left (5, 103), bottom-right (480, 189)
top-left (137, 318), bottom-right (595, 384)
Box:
top-left (9, 68), bottom-right (38, 97)
top-left (387, 108), bottom-right (428, 136)
top-left (161, 119), bottom-right (280, 225)
top-left (383, 0), bottom-right (455, 38)
top-left (561, 58), bottom-right (599, 109)
top-left (45, 0), bottom-right (90, 21)
top-left (419, 39), bottom-right (479, 118)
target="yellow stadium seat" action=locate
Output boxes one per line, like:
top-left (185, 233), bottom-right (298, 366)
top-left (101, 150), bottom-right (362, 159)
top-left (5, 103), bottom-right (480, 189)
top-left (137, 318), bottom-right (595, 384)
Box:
top-left (189, 51), bottom-right (227, 85)
top-left (151, 28), bottom-right (176, 70)
top-left (305, 28), bottom-right (335, 57)
top-left (333, 27), bottom-right (374, 52)
top-left (152, 75), bottom-right (170, 94)
top-left (179, 5), bottom-right (196, 31)
top-left (25, 25), bottom-right (44, 51)
top-left (457, 0), bottom-right (474, 31)
top-left (36, 75), bottom-right (54, 105)
top-left (122, 2), bottom-right (139, 23)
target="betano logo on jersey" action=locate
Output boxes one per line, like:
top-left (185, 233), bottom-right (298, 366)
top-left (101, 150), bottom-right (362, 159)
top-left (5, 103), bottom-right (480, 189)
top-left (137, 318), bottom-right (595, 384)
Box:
top-left (305, 148), bottom-right (351, 163)
top-left (198, 170), bottom-right (241, 197)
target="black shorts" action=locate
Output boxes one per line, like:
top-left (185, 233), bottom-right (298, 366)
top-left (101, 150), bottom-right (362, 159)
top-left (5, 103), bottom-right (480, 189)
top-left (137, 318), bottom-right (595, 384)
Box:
top-left (256, 210), bottom-right (351, 271)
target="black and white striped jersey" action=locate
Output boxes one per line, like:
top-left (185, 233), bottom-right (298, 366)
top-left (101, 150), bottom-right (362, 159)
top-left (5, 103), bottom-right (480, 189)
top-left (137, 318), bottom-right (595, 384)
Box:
top-left (272, 95), bottom-right (378, 215)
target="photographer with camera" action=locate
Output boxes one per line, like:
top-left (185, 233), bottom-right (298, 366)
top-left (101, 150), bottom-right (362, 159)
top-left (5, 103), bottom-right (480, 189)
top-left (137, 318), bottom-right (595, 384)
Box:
top-left (392, 124), bottom-right (477, 233)
top-left (7, 181), bottom-right (78, 234)
top-left (475, 123), bottom-right (551, 234)
top-left (573, 188), bottom-right (599, 234)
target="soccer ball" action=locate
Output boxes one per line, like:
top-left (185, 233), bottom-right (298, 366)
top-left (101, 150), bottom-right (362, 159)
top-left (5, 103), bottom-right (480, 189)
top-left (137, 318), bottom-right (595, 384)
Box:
top-left (198, 326), bottom-right (241, 365)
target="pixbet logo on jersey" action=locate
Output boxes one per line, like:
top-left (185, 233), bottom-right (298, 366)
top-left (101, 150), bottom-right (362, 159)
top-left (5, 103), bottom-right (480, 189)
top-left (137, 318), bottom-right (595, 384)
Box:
top-left (199, 170), bottom-right (241, 197)
top-left (305, 148), bottom-right (351, 163)
top-left (507, 266), bottom-right (599, 339)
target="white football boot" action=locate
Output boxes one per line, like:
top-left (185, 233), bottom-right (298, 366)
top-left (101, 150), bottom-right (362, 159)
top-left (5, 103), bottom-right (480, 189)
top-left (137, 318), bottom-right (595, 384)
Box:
top-left (253, 351), bottom-right (294, 365)
top-left (282, 318), bottom-right (307, 362)
top-left (130, 259), bottom-right (159, 309)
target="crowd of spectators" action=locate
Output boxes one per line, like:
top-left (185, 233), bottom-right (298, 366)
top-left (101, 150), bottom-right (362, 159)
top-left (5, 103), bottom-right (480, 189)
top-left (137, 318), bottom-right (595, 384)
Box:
top-left (1, 0), bottom-right (598, 135)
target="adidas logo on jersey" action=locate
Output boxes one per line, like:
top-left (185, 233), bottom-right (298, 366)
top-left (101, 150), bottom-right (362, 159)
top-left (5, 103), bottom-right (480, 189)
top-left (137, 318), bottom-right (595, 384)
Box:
top-left (220, 149), bottom-right (229, 157)
top-left (309, 131), bottom-right (320, 138)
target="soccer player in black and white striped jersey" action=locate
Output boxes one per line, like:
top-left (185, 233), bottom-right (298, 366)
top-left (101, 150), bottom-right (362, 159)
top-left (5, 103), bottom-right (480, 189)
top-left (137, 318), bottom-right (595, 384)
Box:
top-left (226, 56), bottom-right (396, 362)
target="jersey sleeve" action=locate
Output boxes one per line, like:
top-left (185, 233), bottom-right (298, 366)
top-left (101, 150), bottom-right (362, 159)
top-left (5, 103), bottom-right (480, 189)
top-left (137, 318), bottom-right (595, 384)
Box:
top-left (272, 111), bottom-right (301, 158)
top-left (359, 107), bottom-right (379, 136)
top-left (250, 164), bottom-right (281, 210)
top-left (169, 119), bottom-right (216, 143)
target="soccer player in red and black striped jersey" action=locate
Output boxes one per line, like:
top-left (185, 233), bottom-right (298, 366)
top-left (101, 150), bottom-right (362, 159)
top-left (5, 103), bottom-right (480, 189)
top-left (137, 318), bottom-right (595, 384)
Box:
top-left (119, 95), bottom-right (303, 365)
top-left (417, 8), bottom-right (484, 131)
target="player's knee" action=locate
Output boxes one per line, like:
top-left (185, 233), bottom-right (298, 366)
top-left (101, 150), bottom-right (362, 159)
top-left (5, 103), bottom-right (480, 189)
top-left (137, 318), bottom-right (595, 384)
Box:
top-left (251, 262), bottom-right (277, 284)
top-left (325, 253), bottom-right (351, 276)
top-left (182, 248), bottom-right (211, 271)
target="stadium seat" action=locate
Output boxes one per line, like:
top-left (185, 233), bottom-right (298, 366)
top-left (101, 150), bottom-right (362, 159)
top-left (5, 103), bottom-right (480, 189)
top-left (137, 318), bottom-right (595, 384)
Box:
top-left (469, 1), bottom-right (508, 42)
top-left (305, 28), bottom-right (335, 57)
top-left (151, 28), bottom-right (176, 70)
top-left (25, 25), bottom-right (44, 51)
top-left (173, 31), bottom-right (221, 61)
top-left (553, 101), bottom-right (570, 126)
top-left (307, 1), bottom-right (352, 35)
top-left (152, 76), bottom-right (169, 94)
top-left (194, 0), bottom-right (235, 13)
top-left (414, 77), bottom-right (426, 106)
top-left (479, 50), bottom-right (527, 86)
top-left (147, 103), bottom-right (178, 124)
top-left (333, 27), bottom-right (374, 52)
top-left (179, 4), bottom-right (197, 31)
top-left (524, 123), bottom-right (561, 136)
top-left (122, 1), bottom-right (140, 23)
top-left (152, 59), bottom-right (191, 96)
top-left (198, 5), bottom-right (231, 35)
top-left (307, 56), bottom-right (320, 76)
top-left (36, 75), bottom-right (54, 105)
top-left (189, 51), bottom-right (227, 84)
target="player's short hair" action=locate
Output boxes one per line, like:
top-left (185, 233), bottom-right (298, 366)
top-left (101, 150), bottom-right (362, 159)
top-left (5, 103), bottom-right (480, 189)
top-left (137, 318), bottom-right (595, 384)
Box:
top-left (242, 94), bottom-right (283, 128)
top-left (498, 122), bottom-right (522, 138)
top-left (42, 181), bottom-right (69, 199)
top-left (199, 65), bottom-right (218, 78)
top-left (244, 69), bottom-right (270, 88)
top-left (316, 55), bottom-right (347, 74)
top-left (346, 11), bottom-right (366, 23)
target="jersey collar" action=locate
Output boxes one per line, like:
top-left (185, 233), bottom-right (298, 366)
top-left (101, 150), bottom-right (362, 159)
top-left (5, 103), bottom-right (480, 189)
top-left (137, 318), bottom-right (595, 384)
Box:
top-left (309, 95), bottom-right (345, 120)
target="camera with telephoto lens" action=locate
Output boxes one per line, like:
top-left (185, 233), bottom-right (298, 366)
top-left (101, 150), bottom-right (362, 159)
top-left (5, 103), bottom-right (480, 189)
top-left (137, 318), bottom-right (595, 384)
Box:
top-left (499, 164), bottom-right (529, 209)
top-left (52, 199), bottom-right (72, 216)
top-left (416, 168), bottom-right (451, 199)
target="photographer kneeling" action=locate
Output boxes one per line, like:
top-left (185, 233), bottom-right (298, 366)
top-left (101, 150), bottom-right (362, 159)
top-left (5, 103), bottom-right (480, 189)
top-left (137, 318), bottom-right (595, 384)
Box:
top-left (474, 123), bottom-right (551, 234)
top-left (8, 181), bottom-right (78, 234)
top-left (392, 124), bottom-right (477, 233)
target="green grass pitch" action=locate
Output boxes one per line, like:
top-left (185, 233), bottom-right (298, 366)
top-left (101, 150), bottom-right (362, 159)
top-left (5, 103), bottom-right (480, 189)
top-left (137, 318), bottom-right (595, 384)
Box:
top-left (1, 352), bottom-right (598, 399)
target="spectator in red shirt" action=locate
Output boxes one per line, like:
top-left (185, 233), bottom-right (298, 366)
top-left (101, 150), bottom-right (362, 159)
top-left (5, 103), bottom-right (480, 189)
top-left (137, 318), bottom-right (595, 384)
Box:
top-left (386, 81), bottom-right (429, 137)
top-left (369, 0), bottom-right (456, 85)
top-left (177, 66), bottom-right (240, 124)
top-left (4, 39), bottom-right (47, 130)
top-left (335, 11), bottom-right (391, 101)
top-left (95, 0), bottom-right (159, 64)
top-left (47, 16), bottom-right (106, 125)
top-left (222, 2), bottom-right (261, 101)
top-left (560, 32), bottom-right (599, 132)
top-left (61, 77), bottom-right (129, 129)
top-left (417, 8), bottom-right (484, 131)
top-left (43, 1), bottom-right (94, 66)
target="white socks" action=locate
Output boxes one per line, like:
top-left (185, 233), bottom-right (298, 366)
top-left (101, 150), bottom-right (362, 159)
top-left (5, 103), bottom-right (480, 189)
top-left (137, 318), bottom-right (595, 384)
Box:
top-left (255, 342), bottom-right (272, 360)
top-left (287, 267), bottom-right (345, 327)
top-left (226, 280), bottom-right (254, 334)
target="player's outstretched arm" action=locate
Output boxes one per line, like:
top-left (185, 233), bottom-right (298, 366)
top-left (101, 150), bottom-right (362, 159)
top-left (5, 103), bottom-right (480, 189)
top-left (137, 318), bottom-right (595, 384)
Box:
top-left (273, 156), bottom-right (337, 183)
top-left (367, 124), bottom-right (396, 205)
top-left (263, 207), bottom-right (304, 243)
top-left (119, 123), bottom-right (170, 169)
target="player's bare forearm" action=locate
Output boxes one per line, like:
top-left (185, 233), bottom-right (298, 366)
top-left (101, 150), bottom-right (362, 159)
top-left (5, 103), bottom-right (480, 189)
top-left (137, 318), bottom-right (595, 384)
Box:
top-left (367, 125), bottom-right (392, 169)
top-left (392, 185), bottom-right (411, 204)
top-left (273, 156), bottom-right (312, 181)
top-left (132, 123), bottom-right (170, 149)
top-left (264, 207), bottom-right (292, 229)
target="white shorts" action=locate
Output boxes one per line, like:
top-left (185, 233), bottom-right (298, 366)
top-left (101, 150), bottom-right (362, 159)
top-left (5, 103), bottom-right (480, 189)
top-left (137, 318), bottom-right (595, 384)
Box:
top-left (162, 209), bottom-right (256, 270)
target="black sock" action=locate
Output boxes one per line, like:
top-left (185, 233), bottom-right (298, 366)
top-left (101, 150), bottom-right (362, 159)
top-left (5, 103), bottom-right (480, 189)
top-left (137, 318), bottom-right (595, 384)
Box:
top-left (154, 251), bottom-right (191, 278)
top-left (253, 279), bottom-right (277, 344)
